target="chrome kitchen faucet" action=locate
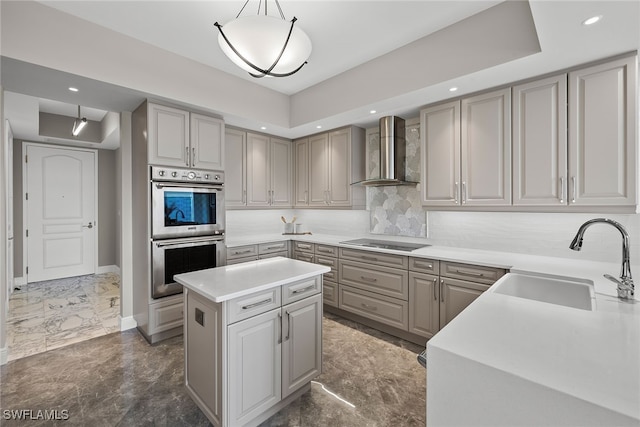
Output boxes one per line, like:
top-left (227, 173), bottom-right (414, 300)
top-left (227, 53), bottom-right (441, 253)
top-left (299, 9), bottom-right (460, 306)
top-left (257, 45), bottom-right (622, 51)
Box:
top-left (569, 218), bottom-right (635, 300)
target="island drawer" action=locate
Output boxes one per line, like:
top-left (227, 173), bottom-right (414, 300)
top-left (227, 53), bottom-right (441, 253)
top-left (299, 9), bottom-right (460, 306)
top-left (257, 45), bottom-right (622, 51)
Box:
top-left (339, 260), bottom-right (408, 300)
top-left (409, 257), bottom-right (439, 275)
top-left (259, 241), bottom-right (289, 254)
top-left (293, 241), bottom-right (314, 254)
top-left (282, 276), bottom-right (321, 305)
top-left (339, 247), bottom-right (408, 269)
top-left (440, 261), bottom-right (506, 285)
top-left (322, 282), bottom-right (338, 307)
top-left (227, 287), bottom-right (281, 324)
top-left (315, 244), bottom-right (337, 256)
top-left (339, 285), bottom-right (408, 331)
top-left (227, 244), bottom-right (259, 260)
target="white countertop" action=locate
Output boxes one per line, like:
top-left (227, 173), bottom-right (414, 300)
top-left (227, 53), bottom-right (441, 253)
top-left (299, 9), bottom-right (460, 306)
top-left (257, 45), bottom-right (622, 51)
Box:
top-left (227, 233), bottom-right (640, 421)
top-left (174, 257), bottom-right (330, 303)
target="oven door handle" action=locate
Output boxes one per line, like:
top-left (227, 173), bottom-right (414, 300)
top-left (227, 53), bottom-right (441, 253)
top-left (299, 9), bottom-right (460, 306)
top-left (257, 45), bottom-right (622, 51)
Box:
top-left (155, 236), bottom-right (224, 248)
top-left (154, 182), bottom-right (224, 190)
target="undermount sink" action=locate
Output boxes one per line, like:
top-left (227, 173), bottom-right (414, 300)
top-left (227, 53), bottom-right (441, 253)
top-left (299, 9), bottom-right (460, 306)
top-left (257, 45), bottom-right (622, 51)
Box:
top-left (491, 272), bottom-right (595, 311)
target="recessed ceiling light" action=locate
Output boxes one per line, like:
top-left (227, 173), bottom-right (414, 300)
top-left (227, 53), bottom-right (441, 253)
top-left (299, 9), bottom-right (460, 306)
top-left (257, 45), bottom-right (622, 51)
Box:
top-left (449, 87), bottom-right (458, 92)
top-left (68, 87), bottom-right (79, 92)
top-left (316, 125), bottom-right (322, 129)
top-left (370, 110), bottom-right (377, 114)
top-left (260, 126), bottom-right (267, 130)
top-left (582, 15), bottom-right (602, 26)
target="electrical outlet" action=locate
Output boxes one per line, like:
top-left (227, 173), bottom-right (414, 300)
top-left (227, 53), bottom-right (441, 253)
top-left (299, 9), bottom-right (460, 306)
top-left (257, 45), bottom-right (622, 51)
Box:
top-left (195, 308), bottom-right (204, 326)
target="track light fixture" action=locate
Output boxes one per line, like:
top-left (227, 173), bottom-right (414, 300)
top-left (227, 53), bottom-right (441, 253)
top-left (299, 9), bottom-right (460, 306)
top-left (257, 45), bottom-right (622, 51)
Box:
top-left (72, 105), bottom-right (87, 136)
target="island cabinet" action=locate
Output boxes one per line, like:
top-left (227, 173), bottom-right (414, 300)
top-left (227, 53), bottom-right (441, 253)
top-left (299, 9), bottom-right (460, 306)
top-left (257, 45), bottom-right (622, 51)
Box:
top-left (178, 259), bottom-right (327, 427)
top-left (147, 102), bottom-right (224, 170)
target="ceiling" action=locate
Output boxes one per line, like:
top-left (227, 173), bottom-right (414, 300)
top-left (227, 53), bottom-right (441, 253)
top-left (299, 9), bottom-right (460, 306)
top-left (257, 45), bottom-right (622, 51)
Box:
top-left (2, 1), bottom-right (639, 146)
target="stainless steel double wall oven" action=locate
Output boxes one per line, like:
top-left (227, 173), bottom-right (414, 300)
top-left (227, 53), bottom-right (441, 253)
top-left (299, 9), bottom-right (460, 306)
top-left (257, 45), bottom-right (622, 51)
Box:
top-left (150, 166), bottom-right (226, 299)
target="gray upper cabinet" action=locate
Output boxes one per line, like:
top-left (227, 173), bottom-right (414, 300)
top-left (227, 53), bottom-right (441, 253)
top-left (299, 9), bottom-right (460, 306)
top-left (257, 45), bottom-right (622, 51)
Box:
top-left (420, 100), bottom-right (461, 206)
top-left (245, 132), bottom-right (292, 208)
top-left (421, 88), bottom-right (511, 207)
top-left (297, 127), bottom-right (365, 209)
top-left (461, 88), bottom-right (512, 206)
top-left (148, 102), bottom-right (224, 170)
top-left (568, 55), bottom-right (637, 207)
top-left (270, 137), bottom-right (293, 207)
top-left (513, 74), bottom-right (568, 206)
top-left (224, 128), bottom-right (246, 207)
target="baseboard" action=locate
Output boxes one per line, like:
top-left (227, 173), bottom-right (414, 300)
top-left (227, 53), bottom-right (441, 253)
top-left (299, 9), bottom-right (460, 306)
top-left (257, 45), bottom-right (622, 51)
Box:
top-left (119, 315), bottom-right (137, 331)
top-left (0, 345), bottom-right (7, 365)
top-left (96, 265), bottom-right (121, 274)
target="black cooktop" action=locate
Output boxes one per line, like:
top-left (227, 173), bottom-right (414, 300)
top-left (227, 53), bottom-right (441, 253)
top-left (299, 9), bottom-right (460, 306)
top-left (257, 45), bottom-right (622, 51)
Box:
top-left (340, 238), bottom-right (430, 252)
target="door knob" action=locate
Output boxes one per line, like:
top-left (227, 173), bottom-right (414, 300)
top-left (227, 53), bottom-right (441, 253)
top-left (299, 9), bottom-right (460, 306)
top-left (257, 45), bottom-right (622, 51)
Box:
top-left (83, 222), bottom-right (93, 229)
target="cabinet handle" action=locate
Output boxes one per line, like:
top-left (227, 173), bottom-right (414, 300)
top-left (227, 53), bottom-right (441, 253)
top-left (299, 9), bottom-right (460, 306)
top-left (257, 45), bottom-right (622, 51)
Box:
top-left (433, 278), bottom-right (438, 301)
top-left (360, 276), bottom-right (378, 283)
top-left (317, 247), bottom-right (333, 253)
top-left (285, 311), bottom-right (291, 340)
top-left (414, 261), bottom-right (433, 270)
top-left (192, 147), bottom-right (196, 165)
top-left (298, 244), bottom-right (312, 249)
top-left (462, 181), bottom-right (467, 204)
top-left (571, 176), bottom-right (576, 203)
top-left (361, 303), bottom-right (378, 311)
top-left (233, 249), bottom-right (253, 255)
top-left (292, 285), bottom-right (316, 295)
top-left (316, 259), bottom-right (333, 266)
top-left (454, 269), bottom-right (485, 278)
top-left (440, 279), bottom-right (445, 302)
top-left (455, 181), bottom-right (460, 204)
top-left (304, 190), bottom-right (308, 204)
top-left (278, 312), bottom-right (282, 344)
top-left (185, 147), bottom-right (189, 166)
top-left (361, 255), bottom-right (378, 262)
top-left (559, 177), bottom-right (565, 204)
top-left (242, 190), bottom-right (246, 205)
top-left (264, 245), bottom-right (283, 250)
top-left (241, 298), bottom-right (272, 310)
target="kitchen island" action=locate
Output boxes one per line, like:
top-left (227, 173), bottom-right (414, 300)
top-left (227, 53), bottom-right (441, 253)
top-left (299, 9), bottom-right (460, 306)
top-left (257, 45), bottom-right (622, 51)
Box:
top-left (174, 257), bottom-right (330, 427)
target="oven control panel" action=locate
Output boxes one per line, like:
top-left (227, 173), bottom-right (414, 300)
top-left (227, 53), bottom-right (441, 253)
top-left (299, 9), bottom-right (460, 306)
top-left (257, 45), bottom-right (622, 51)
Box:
top-left (151, 166), bottom-right (224, 184)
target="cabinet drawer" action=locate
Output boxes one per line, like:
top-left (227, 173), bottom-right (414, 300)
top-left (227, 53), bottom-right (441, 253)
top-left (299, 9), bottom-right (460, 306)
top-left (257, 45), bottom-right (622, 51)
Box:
top-left (259, 241), bottom-right (288, 254)
top-left (282, 276), bottom-right (321, 305)
top-left (149, 299), bottom-right (183, 333)
top-left (226, 256), bottom-right (259, 265)
top-left (258, 251), bottom-right (288, 260)
top-left (440, 261), bottom-right (506, 285)
top-left (227, 244), bottom-right (259, 260)
top-left (339, 285), bottom-right (408, 331)
top-left (293, 252), bottom-right (314, 263)
top-left (323, 282), bottom-right (338, 307)
top-left (323, 269), bottom-right (338, 283)
top-left (293, 241), bottom-right (314, 253)
top-left (315, 244), bottom-right (337, 256)
top-left (314, 255), bottom-right (337, 269)
top-left (339, 260), bottom-right (408, 300)
top-left (227, 288), bottom-right (281, 324)
top-left (339, 247), bottom-right (408, 269)
top-left (409, 257), bottom-right (439, 275)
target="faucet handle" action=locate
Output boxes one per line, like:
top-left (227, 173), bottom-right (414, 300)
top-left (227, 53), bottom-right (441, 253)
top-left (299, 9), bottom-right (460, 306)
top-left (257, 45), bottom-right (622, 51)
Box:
top-left (604, 274), bottom-right (635, 300)
top-left (604, 274), bottom-right (622, 286)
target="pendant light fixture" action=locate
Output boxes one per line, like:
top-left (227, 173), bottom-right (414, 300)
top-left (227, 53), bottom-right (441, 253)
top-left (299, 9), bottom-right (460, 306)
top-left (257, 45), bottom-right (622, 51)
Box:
top-left (214, 0), bottom-right (312, 78)
top-left (72, 105), bottom-right (87, 136)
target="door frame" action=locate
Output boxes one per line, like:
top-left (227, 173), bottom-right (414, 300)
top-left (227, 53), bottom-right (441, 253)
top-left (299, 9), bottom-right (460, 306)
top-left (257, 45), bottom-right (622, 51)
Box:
top-left (21, 142), bottom-right (99, 282)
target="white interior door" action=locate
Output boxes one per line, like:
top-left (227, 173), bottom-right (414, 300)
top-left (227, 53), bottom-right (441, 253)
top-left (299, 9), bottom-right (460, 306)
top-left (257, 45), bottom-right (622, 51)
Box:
top-left (25, 144), bottom-right (96, 283)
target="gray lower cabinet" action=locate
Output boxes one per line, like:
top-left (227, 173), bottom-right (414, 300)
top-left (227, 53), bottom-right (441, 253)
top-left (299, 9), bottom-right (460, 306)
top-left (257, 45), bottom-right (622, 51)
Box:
top-left (408, 272), bottom-right (440, 338)
top-left (184, 277), bottom-right (322, 427)
top-left (439, 277), bottom-right (489, 328)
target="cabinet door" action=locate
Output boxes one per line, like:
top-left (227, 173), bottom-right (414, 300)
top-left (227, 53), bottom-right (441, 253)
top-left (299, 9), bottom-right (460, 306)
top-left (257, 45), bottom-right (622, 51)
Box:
top-left (568, 56), bottom-right (637, 207)
top-left (409, 272), bottom-right (440, 339)
top-left (270, 137), bottom-right (292, 207)
top-left (246, 133), bottom-right (271, 207)
top-left (282, 294), bottom-right (322, 399)
top-left (190, 113), bottom-right (224, 170)
top-left (513, 74), bottom-right (568, 206)
top-left (224, 129), bottom-right (246, 207)
top-left (327, 128), bottom-right (352, 206)
top-left (148, 103), bottom-right (189, 167)
top-left (293, 138), bottom-right (309, 206)
top-left (420, 100), bottom-right (461, 206)
top-left (461, 88), bottom-right (512, 206)
top-left (308, 133), bottom-right (330, 206)
top-left (439, 278), bottom-right (488, 328)
top-left (228, 309), bottom-right (282, 426)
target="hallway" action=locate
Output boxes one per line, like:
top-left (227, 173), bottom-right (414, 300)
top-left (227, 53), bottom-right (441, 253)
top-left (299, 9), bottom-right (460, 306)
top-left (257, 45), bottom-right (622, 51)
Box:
top-left (6, 272), bottom-right (120, 361)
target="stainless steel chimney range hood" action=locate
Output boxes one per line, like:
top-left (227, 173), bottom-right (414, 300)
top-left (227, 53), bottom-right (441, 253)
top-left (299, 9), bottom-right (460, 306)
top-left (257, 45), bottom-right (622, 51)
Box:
top-left (352, 116), bottom-right (418, 187)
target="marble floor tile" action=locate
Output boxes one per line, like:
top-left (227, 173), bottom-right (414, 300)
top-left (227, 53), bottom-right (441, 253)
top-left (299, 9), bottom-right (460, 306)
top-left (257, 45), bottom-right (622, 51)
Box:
top-left (1, 313), bottom-right (426, 426)
top-left (7, 273), bottom-right (121, 361)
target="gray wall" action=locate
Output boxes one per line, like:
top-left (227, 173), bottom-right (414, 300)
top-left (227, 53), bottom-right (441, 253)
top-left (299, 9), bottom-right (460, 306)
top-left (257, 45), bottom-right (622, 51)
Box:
top-left (12, 140), bottom-right (118, 277)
